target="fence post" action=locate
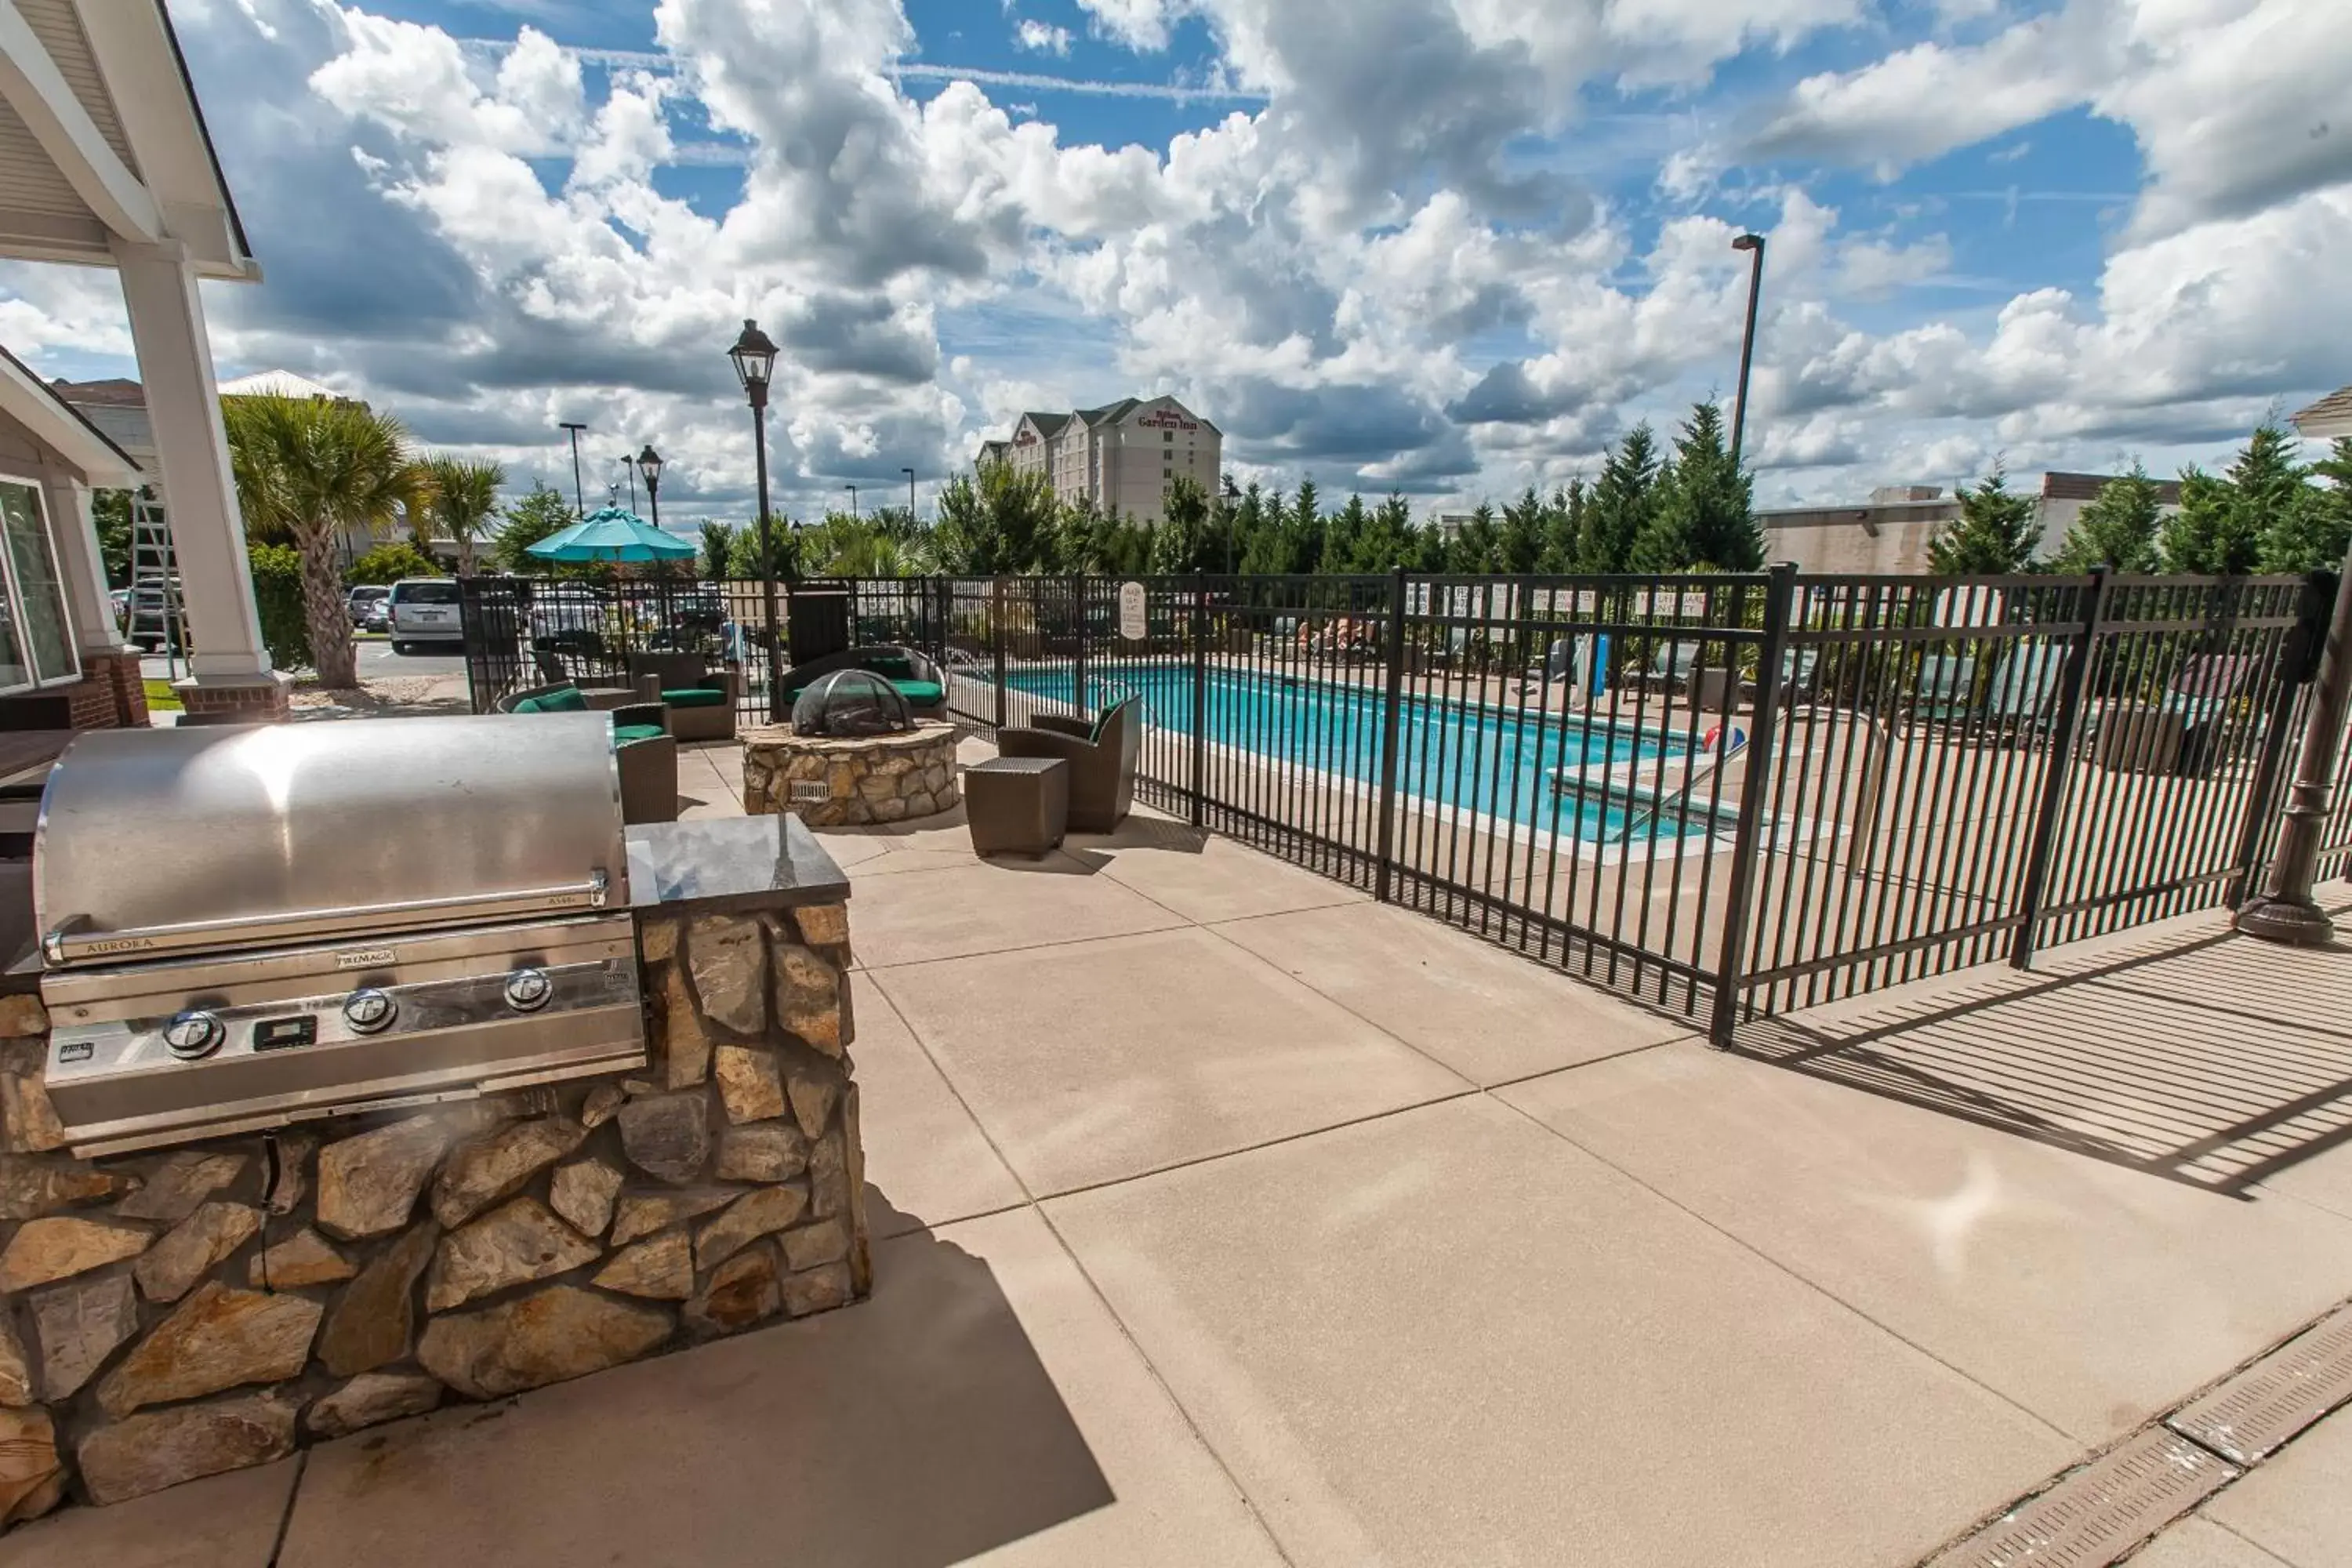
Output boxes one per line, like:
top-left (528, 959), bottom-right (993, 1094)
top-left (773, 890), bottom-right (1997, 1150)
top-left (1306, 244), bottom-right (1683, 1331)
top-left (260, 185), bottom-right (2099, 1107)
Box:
top-left (1374, 565), bottom-right (1409, 904)
top-left (1708, 564), bottom-right (1796, 1047)
top-left (1190, 571), bottom-right (1208, 827)
top-left (1071, 574), bottom-right (1088, 715)
top-left (990, 576), bottom-right (1007, 735)
top-left (2227, 571), bottom-right (2333, 906)
top-left (2009, 568), bottom-right (2109, 970)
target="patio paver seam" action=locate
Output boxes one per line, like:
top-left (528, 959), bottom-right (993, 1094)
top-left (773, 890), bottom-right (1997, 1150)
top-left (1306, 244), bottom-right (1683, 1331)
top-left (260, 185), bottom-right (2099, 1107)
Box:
top-left (857, 969), bottom-right (1302, 1567)
top-left (1479, 1085), bottom-right (2085, 1450)
top-left (265, 1450), bottom-right (308, 1568)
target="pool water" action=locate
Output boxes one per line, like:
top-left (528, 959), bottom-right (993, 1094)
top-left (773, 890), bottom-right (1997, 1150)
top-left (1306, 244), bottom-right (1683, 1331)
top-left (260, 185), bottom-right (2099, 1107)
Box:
top-left (997, 664), bottom-right (1698, 842)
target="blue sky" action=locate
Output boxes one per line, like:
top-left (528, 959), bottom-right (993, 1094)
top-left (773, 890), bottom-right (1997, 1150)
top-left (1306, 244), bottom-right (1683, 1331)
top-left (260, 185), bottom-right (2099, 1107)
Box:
top-left (5, 0), bottom-right (2345, 523)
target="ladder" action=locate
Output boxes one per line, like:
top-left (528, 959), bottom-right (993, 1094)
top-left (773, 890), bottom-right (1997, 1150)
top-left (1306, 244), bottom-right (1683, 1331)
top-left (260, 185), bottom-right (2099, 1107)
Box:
top-left (125, 488), bottom-right (184, 676)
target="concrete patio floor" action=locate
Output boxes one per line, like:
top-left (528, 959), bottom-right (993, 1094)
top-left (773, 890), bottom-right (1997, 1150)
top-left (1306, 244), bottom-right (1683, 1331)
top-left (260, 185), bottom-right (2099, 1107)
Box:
top-left (17, 736), bottom-right (2352, 1567)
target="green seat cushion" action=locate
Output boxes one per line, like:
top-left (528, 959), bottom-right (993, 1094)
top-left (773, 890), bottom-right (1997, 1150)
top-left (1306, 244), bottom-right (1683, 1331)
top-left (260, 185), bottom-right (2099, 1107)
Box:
top-left (612, 724), bottom-right (666, 744)
top-left (514, 686), bottom-right (588, 715)
top-left (890, 680), bottom-right (944, 706)
top-left (660, 688), bottom-right (728, 709)
top-left (865, 655), bottom-right (915, 679)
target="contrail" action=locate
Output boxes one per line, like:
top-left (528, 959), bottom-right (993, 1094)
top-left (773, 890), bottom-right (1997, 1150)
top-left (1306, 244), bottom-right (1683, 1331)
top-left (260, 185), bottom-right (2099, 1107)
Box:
top-left (467, 39), bottom-right (1266, 103)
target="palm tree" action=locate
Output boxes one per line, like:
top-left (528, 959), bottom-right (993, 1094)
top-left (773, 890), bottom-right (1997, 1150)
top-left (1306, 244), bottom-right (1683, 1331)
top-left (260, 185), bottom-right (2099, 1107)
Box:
top-left (222, 394), bottom-right (423, 689)
top-left (426, 456), bottom-right (504, 578)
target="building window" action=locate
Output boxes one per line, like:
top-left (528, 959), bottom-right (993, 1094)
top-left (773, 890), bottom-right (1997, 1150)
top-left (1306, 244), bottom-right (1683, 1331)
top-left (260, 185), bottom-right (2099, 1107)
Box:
top-left (1165, 430), bottom-right (1174, 442)
top-left (0, 481), bottom-right (78, 692)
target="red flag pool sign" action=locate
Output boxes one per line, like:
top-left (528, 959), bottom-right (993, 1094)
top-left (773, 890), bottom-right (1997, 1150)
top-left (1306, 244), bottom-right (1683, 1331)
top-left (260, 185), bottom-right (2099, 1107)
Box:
top-left (1119, 581), bottom-right (1148, 641)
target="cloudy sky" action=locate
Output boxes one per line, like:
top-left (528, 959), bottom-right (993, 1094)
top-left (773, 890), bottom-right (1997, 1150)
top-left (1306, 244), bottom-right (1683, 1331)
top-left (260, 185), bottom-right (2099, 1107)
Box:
top-left (6, 0), bottom-right (2348, 524)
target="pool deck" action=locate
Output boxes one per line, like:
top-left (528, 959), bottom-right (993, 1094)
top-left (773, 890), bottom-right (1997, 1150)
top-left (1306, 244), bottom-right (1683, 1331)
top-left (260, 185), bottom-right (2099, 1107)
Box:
top-left (21, 731), bottom-right (2352, 1567)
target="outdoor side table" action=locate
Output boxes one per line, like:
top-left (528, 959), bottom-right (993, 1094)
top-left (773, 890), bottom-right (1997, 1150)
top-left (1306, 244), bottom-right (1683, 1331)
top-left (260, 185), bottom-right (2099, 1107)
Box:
top-left (967, 757), bottom-right (1069, 858)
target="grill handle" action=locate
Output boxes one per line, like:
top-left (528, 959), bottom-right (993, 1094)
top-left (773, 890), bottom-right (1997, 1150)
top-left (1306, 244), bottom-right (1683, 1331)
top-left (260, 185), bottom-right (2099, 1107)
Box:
top-left (42, 871), bottom-right (612, 967)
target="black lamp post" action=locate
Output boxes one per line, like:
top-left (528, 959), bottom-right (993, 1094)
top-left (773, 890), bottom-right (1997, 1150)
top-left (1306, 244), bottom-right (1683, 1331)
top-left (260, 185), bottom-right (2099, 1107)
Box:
top-left (558, 422), bottom-right (588, 516)
top-left (728, 319), bottom-right (782, 706)
top-left (637, 444), bottom-right (664, 529)
top-left (1729, 233), bottom-right (1767, 470)
top-left (1223, 476), bottom-right (1241, 576)
top-left (903, 466), bottom-right (916, 521)
top-left (847, 485), bottom-right (858, 521)
top-left (2240, 550), bottom-right (2352, 945)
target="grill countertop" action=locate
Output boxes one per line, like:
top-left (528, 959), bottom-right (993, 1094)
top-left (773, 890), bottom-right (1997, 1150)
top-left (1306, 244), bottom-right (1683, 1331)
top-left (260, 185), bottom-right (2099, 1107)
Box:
top-left (623, 815), bottom-right (851, 916)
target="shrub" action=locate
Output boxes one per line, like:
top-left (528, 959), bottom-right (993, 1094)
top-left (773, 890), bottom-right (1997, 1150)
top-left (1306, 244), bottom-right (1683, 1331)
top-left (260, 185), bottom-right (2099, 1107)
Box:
top-left (345, 542), bottom-right (437, 586)
top-left (247, 543), bottom-right (314, 672)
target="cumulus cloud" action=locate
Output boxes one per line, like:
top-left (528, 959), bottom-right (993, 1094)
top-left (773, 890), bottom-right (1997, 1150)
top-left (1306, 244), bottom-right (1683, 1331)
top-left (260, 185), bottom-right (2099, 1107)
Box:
top-left (0, 0), bottom-right (2332, 524)
top-left (1014, 18), bottom-right (1073, 55)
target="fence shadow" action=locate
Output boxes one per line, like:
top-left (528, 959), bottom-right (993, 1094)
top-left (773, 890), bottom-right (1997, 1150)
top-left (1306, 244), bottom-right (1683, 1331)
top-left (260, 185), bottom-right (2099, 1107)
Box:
top-left (1726, 911), bottom-right (2352, 1195)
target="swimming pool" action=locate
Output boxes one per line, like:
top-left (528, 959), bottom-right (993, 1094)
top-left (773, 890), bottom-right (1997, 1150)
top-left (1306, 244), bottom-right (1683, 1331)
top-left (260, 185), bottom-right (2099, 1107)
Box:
top-left (996, 663), bottom-right (1702, 842)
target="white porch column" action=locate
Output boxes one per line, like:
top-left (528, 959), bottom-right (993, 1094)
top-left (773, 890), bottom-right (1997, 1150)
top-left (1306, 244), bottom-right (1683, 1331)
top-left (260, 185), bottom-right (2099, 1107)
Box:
top-left (111, 238), bottom-right (282, 710)
top-left (36, 469), bottom-right (120, 658)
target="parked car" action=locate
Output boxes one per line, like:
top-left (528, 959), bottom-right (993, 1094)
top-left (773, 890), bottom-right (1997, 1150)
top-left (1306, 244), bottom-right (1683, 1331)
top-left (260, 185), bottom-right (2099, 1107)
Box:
top-left (529, 584), bottom-right (607, 654)
top-left (387, 578), bottom-right (463, 655)
top-left (347, 585), bottom-right (392, 633)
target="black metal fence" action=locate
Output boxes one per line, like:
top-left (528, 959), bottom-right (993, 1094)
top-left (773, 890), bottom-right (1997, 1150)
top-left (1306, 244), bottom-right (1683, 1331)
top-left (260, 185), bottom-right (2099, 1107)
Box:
top-left (462, 566), bottom-right (2337, 1034)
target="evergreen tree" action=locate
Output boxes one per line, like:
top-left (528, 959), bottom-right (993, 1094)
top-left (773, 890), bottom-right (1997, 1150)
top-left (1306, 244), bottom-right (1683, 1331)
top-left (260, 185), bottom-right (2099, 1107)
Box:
top-left (2225, 421), bottom-right (2309, 568)
top-left (1236, 484), bottom-right (1282, 574)
top-left (2053, 463), bottom-right (2163, 572)
top-left (1577, 424), bottom-right (1659, 572)
top-left (1498, 488), bottom-right (1545, 574)
top-left (2160, 466), bottom-right (2259, 575)
top-left (2256, 430), bottom-right (2347, 572)
top-left (1356, 494), bottom-right (1414, 571)
top-left (1319, 494), bottom-right (1369, 574)
top-left (1276, 481), bottom-right (1323, 574)
top-left (699, 521), bottom-right (736, 580)
top-left (1537, 480), bottom-right (1585, 572)
top-left (1162, 475), bottom-right (1212, 571)
top-left (1448, 503), bottom-right (1500, 572)
top-left (1928, 466), bottom-right (2040, 574)
top-left (1661, 401), bottom-right (1759, 569)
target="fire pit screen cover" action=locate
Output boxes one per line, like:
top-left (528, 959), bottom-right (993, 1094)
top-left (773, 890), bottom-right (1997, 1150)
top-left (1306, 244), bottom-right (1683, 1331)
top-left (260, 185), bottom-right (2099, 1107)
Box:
top-left (792, 669), bottom-right (916, 737)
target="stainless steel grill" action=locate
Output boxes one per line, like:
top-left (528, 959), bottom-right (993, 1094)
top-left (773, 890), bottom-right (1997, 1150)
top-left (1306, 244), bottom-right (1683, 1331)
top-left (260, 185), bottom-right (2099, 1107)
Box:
top-left (35, 715), bottom-right (647, 1156)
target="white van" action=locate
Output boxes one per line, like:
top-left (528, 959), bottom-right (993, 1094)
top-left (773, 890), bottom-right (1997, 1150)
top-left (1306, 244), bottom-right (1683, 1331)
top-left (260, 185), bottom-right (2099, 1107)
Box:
top-left (387, 578), bottom-right (463, 655)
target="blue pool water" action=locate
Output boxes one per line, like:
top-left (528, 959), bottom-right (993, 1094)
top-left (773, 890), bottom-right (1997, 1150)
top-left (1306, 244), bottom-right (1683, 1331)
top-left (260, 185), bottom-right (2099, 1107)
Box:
top-left (997, 664), bottom-right (1698, 841)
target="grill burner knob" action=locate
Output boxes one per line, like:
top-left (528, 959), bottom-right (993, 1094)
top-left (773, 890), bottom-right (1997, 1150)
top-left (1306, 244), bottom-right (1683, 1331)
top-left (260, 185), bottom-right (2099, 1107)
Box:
top-left (504, 967), bottom-right (553, 1013)
top-left (343, 989), bottom-right (397, 1034)
top-left (162, 1010), bottom-right (223, 1061)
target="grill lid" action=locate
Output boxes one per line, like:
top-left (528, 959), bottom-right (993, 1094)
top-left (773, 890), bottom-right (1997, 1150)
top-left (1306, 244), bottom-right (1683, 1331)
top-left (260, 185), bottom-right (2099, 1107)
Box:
top-left (36, 714), bottom-right (627, 966)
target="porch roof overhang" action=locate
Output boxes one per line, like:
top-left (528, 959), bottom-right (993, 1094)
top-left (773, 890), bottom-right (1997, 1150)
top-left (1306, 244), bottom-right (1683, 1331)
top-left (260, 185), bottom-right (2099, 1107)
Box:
top-left (0, 0), bottom-right (256, 281)
top-left (2292, 386), bottom-right (2352, 441)
top-left (0, 338), bottom-right (136, 485)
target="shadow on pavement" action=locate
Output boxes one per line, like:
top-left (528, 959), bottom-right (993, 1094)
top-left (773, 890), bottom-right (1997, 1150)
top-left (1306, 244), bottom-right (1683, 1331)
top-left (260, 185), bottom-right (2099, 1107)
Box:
top-left (1727, 919), bottom-right (2352, 1194)
top-left (275, 1185), bottom-right (1112, 1568)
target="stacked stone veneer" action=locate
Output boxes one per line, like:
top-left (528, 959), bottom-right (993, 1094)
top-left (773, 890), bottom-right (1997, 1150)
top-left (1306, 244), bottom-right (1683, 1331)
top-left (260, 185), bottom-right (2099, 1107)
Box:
top-left (0, 901), bottom-right (866, 1526)
top-left (742, 720), bottom-right (961, 827)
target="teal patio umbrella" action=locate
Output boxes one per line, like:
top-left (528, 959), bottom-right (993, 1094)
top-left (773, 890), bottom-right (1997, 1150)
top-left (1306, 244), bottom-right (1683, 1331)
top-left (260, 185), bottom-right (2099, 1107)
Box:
top-left (527, 505), bottom-right (698, 563)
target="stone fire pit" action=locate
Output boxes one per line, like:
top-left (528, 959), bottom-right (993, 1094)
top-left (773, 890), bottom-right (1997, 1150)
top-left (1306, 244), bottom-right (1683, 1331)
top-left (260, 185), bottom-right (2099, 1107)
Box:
top-left (742, 720), bottom-right (960, 826)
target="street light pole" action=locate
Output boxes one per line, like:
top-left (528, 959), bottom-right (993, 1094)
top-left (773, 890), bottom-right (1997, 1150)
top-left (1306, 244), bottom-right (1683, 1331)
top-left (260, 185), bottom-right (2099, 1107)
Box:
top-left (847, 485), bottom-right (858, 522)
top-left (2239, 552), bottom-right (2352, 945)
top-left (618, 457), bottom-right (638, 514)
top-left (903, 466), bottom-right (916, 521)
top-left (559, 422), bottom-right (588, 516)
top-left (729, 321), bottom-right (783, 710)
top-left (1729, 233), bottom-right (1767, 471)
top-left (1223, 476), bottom-right (1240, 576)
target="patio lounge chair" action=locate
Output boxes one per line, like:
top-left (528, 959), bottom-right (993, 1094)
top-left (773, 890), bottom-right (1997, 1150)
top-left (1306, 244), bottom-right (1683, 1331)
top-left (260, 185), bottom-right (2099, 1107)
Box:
top-left (1913, 650), bottom-right (1979, 724)
top-left (1983, 641), bottom-right (2068, 740)
top-left (998, 697), bottom-right (1141, 832)
top-left (497, 683), bottom-right (678, 824)
top-left (626, 650), bottom-right (740, 743)
top-left (781, 644), bottom-right (949, 720)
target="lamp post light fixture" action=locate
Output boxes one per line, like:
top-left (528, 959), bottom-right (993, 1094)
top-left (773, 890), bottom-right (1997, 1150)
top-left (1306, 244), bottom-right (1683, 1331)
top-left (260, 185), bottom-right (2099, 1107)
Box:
top-left (637, 444), bottom-right (664, 529)
top-left (728, 318), bottom-right (783, 706)
top-left (558, 422), bottom-right (588, 516)
top-left (1729, 233), bottom-right (1767, 471)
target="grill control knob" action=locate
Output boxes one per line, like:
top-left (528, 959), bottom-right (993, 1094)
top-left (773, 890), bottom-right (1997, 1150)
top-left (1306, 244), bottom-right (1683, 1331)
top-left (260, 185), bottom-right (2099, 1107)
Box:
top-left (343, 989), bottom-right (397, 1034)
top-left (503, 967), bottom-right (553, 1014)
top-left (162, 1010), bottom-right (223, 1061)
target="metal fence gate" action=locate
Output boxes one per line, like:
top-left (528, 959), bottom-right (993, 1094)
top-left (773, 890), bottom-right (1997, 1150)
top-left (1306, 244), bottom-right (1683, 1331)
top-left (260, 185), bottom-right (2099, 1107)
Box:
top-left (464, 567), bottom-right (2336, 1033)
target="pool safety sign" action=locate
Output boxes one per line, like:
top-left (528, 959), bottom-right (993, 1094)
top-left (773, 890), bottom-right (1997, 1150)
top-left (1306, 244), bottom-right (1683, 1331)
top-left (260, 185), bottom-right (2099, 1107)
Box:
top-left (1118, 581), bottom-right (1148, 641)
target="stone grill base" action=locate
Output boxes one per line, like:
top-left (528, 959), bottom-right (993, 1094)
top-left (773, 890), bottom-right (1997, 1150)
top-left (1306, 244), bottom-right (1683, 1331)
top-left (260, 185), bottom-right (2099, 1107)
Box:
top-left (0, 902), bottom-right (868, 1523)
